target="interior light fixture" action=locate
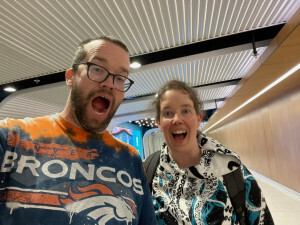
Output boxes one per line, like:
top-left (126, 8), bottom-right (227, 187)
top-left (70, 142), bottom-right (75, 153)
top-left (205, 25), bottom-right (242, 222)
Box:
top-left (203, 63), bottom-right (300, 133)
top-left (4, 87), bottom-right (16, 92)
top-left (130, 62), bottom-right (141, 69)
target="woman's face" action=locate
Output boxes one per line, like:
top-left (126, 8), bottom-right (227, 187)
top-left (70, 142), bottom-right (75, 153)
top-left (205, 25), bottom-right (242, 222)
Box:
top-left (156, 89), bottom-right (202, 153)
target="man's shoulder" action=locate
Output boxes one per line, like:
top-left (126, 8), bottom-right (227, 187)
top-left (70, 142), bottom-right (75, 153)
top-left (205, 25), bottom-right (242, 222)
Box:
top-left (0, 114), bottom-right (55, 129)
top-left (103, 132), bottom-right (140, 156)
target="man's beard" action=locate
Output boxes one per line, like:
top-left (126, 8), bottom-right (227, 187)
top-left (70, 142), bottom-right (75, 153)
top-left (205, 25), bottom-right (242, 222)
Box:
top-left (69, 84), bottom-right (118, 133)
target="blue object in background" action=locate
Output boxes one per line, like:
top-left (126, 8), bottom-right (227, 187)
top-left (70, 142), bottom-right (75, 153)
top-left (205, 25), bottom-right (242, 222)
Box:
top-left (112, 127), bottom-right (143, 158)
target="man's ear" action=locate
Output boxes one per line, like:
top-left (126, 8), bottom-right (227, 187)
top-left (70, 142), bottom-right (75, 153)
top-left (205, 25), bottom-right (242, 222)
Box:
top-left (65, 68), bottom-right (74, 87)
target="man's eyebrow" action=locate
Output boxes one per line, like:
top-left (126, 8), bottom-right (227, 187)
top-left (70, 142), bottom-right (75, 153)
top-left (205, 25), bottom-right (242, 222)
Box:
top-left (93, 56), bottom-right (107, 63)
top-left (93, 56), bottom-right (129, 75)
top-left (120, 67), bottom-right (129, 75)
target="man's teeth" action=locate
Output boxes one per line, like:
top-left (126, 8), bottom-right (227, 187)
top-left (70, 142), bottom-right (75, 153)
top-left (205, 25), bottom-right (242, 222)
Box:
top-left (172, 130), bottom-right (186, 134)
top-left (95, 109), bottom-right (106, 115)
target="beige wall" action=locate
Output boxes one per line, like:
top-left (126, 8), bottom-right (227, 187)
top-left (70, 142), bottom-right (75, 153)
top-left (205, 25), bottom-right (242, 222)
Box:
top-left (208, 85), bottom-right (300, 192)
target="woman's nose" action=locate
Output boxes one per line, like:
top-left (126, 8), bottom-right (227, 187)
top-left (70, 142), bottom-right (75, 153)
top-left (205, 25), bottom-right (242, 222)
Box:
top-left (172, 113), bottom-right (183, 124)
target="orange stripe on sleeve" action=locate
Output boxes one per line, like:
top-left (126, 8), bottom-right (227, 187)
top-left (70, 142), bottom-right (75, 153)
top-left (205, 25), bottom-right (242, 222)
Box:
top-left (0, 190), bottom-right (63, 207)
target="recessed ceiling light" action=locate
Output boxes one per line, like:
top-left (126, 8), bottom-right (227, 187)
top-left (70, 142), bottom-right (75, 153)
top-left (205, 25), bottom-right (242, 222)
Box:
top-left (4, 87), bottom-right (16, 92)
top-left (130, 62), bottom-right (141, 69)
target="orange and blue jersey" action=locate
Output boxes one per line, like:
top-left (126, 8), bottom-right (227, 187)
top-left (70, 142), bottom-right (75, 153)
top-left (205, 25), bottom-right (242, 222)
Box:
top-left (0, 113), bottom-right (157, 225)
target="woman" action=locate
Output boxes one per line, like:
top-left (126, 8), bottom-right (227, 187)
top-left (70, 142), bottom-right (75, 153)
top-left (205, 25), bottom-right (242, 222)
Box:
top-left (149, 80), bottom-right (274, 224)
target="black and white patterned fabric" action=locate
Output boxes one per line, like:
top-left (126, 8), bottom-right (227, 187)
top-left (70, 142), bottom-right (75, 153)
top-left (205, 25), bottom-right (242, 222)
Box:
top-left (152, 133), bottom-right (274, 225)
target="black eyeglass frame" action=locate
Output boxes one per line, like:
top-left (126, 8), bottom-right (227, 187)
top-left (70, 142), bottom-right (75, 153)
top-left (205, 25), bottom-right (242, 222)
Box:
top-left (73, 62), bottom-right (134, 92)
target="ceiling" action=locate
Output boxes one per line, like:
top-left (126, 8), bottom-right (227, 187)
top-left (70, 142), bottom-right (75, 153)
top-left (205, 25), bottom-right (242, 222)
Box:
top-left (0, 0), bottom-right (299, 131)
top-left (204, 10), bottom-right (300, 133)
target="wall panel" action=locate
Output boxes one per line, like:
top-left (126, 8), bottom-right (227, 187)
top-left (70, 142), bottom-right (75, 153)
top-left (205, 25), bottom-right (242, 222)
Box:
top-left (208, 85), bottom-right (300, 192)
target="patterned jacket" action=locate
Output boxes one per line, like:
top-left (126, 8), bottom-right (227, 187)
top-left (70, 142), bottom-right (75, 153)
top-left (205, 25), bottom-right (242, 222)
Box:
top-left (152, 133), bottom-right (274, 225)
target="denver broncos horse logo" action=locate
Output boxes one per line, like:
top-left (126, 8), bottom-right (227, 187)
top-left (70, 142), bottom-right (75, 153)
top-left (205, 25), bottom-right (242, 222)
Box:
top-left (60, 184), bottom-right (137, 224)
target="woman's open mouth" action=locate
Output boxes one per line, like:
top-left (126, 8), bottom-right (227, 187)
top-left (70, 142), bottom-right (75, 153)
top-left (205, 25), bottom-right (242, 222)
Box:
top-left (172, 130), bottom-right (187, 141)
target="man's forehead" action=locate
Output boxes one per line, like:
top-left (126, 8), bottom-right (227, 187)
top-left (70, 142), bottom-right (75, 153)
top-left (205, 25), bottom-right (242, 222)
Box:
top-left (84, 40), bottom-right (129, 59)
top-left (84, 39), bottom-right (105, 55)
top-left (83, 39), bottom-right (130, 74)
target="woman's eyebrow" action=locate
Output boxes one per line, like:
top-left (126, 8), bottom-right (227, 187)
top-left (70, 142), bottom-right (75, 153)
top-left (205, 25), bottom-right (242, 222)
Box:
top-left (182, 104), bottom-right (193, 108)
top-left (161, 105), bottom-right (172, 111)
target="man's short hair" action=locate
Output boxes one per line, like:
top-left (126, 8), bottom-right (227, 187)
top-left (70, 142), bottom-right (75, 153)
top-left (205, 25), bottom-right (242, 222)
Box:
top-left (72, 36), bottom-right (129, 72)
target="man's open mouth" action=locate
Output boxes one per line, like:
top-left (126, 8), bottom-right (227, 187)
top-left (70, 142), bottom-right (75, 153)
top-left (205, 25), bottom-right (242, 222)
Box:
top-left (92, 96), bottom-right (111, 115)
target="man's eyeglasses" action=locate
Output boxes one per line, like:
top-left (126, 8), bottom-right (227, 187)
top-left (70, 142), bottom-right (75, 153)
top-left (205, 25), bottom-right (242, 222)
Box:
top-left (73, 62), bottom-right (134, 92)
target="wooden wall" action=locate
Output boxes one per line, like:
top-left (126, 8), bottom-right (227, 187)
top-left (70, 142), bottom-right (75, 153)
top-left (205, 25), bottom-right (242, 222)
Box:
top-left (208, 85), bottom-right (300, 192)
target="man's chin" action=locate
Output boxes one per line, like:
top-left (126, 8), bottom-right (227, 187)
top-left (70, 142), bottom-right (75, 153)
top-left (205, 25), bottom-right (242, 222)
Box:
top-left (83, 120), bottom-right (109, 133)
top-left (83, 113), bottom-right (114, 133)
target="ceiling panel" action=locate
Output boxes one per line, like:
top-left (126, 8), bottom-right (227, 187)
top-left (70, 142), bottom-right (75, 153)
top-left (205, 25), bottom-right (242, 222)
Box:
top-left (1, 0), bottom-right (299, 84)
top-left (0, 0), bottom-right (299, 129)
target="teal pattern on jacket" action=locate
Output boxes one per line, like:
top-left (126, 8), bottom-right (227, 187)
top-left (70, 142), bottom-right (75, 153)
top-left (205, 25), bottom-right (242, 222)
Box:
top-left (151, 133), bottom-right (274, 225)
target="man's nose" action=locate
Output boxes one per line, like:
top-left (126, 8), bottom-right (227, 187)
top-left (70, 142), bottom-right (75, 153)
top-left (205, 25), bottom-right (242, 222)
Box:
top-left (100, 74), bottom-right (114, 90)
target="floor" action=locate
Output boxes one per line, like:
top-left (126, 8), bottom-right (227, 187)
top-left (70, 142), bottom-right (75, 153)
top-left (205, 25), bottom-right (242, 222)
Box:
top-left (252, 171), bottom-right (300, 225)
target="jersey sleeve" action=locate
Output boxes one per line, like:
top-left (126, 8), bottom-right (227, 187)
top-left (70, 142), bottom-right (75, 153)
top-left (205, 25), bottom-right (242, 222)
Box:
top-left (0, 119), bottom-right (10, 171)
top-left (136, 156), bottom-right (158, 225)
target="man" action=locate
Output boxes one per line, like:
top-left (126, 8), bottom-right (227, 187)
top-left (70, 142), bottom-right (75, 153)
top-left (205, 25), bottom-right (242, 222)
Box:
top-left (0, 36), bottom-right (157, 225)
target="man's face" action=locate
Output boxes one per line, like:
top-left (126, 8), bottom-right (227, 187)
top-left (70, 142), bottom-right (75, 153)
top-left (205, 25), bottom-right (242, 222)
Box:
top-left (68, 40), bottom-right (130, 133)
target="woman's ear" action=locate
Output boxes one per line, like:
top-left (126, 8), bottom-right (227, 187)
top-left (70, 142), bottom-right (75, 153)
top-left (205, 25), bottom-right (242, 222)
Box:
top-left (197, 112), bottom-right (203, 127)
top-left (155, 118), bottom-right (162, 131)
top-left (65, 68), bottom-right (74, 87)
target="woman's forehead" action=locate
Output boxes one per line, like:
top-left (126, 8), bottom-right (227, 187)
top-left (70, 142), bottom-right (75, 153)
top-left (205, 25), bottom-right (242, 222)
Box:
top-left (162, 89), bottom-right (189, 100)
top-left (160, 90), bottom-right (193, 106)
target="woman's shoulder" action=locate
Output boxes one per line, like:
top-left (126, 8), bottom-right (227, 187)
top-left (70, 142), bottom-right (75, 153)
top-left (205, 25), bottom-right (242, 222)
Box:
top-left (197, 132), bottom-right (242, 177)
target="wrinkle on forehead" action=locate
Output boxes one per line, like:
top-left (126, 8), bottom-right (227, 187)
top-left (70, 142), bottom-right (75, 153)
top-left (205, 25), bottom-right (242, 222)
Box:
top-left (83, 40), bottom-right (130, 74)
top-left (85, 40), bottom-right (104, 62)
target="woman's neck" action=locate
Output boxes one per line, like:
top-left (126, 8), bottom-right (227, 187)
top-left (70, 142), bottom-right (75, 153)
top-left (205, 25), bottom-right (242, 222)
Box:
top-left (169, 144), bottom-right (202, 169)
